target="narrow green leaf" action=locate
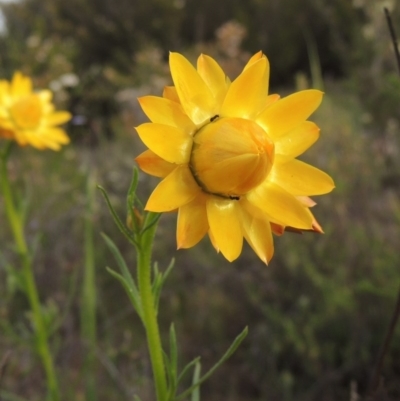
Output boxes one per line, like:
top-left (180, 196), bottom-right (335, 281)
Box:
top-left (97, 185), bottom-right (136, 245)
top-left (191, 362), bottom-right (201, 401)
top-left (153, 259), bottom-right (175, 312)
top-left (126, 168), bottom-right (143, 233)
top-left (101, 233), bottom-right (137, 292)
top-left (176, 327), bottom-right (248, 400)
top-left (126, 167), bottom-right (143, 210)
top-left (163, 351), bottom-right (176, 401)
top-left (177, 357), bottom-right (201, 385)
top-left (141, 211), bottom-right (161, 235)
top-left (106, 267), bottom-right (144, 322)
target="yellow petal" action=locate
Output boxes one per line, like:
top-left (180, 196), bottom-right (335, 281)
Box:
top-left (42, 127), bottom-right (70, 143)
top-left (208, 229), bottom-right (219, 252)
top-left (138, 96), bottom-right (196, 134)
top-left (240, 204), bottom-right (274, 264)
top-left (296, 196), bottom-right (317, 207)
top-left (221, 57), bottom-right (270, 119)
top-left (270, 160), bottom-right (335, 196)
top-left (135, 123), bottom-right (192, 164)
top-left (243, 51), bottom-right (264, 70)
top-left (169, 52), bottom-right (215, 125)
top-left (135, 149), bottom-right (175, 177)
top-left (197, 54), bottom-right (229, 106)
top-left (246, 181), bottom-right (313, 229)
top-left (45, 111), bottom-right (72, 126)
top-left (206, 197), bottom-right (243, 262)
top-left (270, 222), bottom-right (285, 236)
top-left (177, 194), bottom-right (208, 248)
top-left (285, 208), bottom-right (324, 234)
top-left (163, 86), bottom-right (180, 103)
top-left (0, 81), bottom-right (10, 99)
top-left (38, 90), bottom-right (53, 103)
top-left (11, 72), bottom-right (32, 98)
top-left (256, 89), bottom-right (323, 139)
top-left (261, 94), bottom-right (280, 112)
top-left (274, 121), bottom-right (320, 161)
top-left (146, 165), bottom-right (201, 212)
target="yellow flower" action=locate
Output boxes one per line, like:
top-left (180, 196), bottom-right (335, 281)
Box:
top-left (0, 72), bottom-right (71, 150)
top-left (135, 52), bottom-right (334, 264)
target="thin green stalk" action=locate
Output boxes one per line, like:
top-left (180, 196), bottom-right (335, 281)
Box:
top-left (80, 171), bottom-right (97, 401)
top-left (0, 143), bottom-right (60, 401)
top-left (136, 215), bottom-right (168, 401)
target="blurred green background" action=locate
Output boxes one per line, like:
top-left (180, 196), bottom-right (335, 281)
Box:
top-left (1, 0), bottom-right (400, 400)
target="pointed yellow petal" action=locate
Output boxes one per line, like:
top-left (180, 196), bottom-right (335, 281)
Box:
top-left (208, 229), bottom-right (219, 252)
top-left (11, 72), bottom-right (32, 98)
top-left (135, 149), bottom-right (175, 177)
top-left (41, 128), bottom-right (70, 144)
top-left (146, 165), bottom-right (201, 212)
top-left (197, 54), bottom-right (229, 106)
top-left (169, 52), bottom-right (215, 125)
top-left (261, 94), bottom-right (280, 112)
top-left (45, 111), bottom-right (72, 126)
top-left (138, 96), bottom-right (196, 134)
top-left (206, 197), bottom-right (243, 262)
top-left (285, 208), bottom-right (324, 234)
top-left (221, 58), bottom-right (270, 119)
top-left (38, 89), bottom-right (53, 103)
top-left (307, 209), bottom-right (324, 233)
top-left (246, 181), bottom-right (313, 229)
top-left (274, 121), bottom-right (320, 161)
top-left (0, 81), bottom-right (10, 100)
top-left (270, 222), bottom-right (285, 236)
top-left (177, 194), bottom-right (208, 248)
top-left (243, 51), bottom-right (264, 70)
top-left (256, 90), bottom-right (323, 139)
top-left (240, 204), bottom-right (274, 264)
top-left (270, 160), bottom-right (335, 196)
top-left (135, 123), bottom-right (192, 164)
top-left (163, 86), bottom-right (180, 103)
top-left (296, 196), bottom-right (317, 207)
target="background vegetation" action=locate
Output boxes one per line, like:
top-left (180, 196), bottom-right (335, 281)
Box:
top-left (1, 0), bottom-right (400, 400)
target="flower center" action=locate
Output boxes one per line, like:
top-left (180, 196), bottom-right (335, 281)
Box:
top-left (190, 117), bottom-right (274, 198)
top-left (10, 95), bottom-right (43, 129)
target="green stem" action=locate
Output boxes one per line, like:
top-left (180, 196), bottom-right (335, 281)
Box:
top-left (136, 214), bottom-right (168, 401)
top-left (0, 142), bottom-right (60, 401)
top-left (81, 171), bottom-right (97, 401)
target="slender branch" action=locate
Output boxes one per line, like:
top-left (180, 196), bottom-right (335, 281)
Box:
top-left (368, 8), bottom-right (400, 397)
top-left (0, 148), bottom-right (60, 401)
top-left (369, 288), bottom-right (400, 394)
top-left (384, 8), bottom-right (400, 75)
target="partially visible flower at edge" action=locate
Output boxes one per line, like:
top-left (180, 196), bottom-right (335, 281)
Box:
top-left (0, 72), bottom-right (71, 150)
top-left (135, 51), bottom-right (335, 264)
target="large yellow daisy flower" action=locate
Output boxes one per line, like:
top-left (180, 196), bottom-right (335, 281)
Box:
top-left (0, 72), bottom-right (71, 150)
top-left (135, 52), bottom-right (334, 264)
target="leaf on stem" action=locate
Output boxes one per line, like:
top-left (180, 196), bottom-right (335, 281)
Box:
top-left (176, 326), bottom-right (248, 400)
top-left (106, 267), bottom-right (144, 322)
top-left (177, 357), bottom-right (201, 386)
top-left (191, 361), bottom-right (201, 401)
top-left (141, 211), bottom-right (161, 235)
top-left (152, 258), bottom-right (175, 313)
top-left (97, 185), bottom-right (137, 245)
top-left (102, 237), bottom-right (143, 323)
